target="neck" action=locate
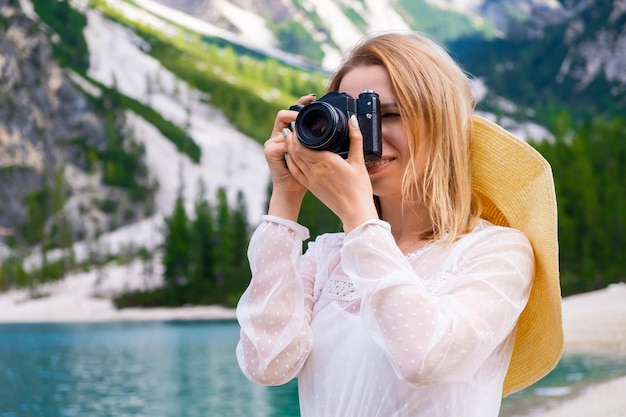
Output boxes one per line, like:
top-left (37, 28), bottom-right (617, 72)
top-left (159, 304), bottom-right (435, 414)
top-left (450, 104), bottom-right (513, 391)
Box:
top-left (378, 195), bottom-right (433, 252)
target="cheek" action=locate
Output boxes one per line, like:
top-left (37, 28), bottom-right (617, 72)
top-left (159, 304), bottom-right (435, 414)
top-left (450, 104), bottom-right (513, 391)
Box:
top-left (385, 133), bottom-right (411, 164)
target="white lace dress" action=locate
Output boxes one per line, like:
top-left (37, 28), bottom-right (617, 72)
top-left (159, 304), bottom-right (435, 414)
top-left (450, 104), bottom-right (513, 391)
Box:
top-left (236, 215), bottom-right (534, 417)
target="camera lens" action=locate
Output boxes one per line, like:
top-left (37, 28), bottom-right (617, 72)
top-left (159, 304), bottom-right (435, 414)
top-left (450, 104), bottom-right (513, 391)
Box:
top-left (295, 102), bottom-right (348, 153)
top-left (307, 113), bottom-right (329, 137)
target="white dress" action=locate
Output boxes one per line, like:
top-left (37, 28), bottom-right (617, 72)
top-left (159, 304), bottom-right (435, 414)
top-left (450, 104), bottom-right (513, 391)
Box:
top-left (236, 215), bottom-right (534, 417)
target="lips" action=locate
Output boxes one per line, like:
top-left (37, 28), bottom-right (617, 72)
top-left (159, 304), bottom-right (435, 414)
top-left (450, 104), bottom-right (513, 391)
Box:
top-left (365, 158), bottom-right (395, 170)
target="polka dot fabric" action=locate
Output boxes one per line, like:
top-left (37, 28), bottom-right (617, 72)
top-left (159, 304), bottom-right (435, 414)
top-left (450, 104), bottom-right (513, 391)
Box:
top-left (236, 215), bottom-right (533, 417)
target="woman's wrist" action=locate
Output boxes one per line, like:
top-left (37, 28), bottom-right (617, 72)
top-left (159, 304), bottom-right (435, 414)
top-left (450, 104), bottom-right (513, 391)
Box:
top-left (340, 203), bottom-right (379, 235)
top-left (268, 190), bottom-right (306, 222)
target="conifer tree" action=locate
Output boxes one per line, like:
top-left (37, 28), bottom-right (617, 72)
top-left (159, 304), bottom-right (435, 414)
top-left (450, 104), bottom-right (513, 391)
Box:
top-left (189, 180), bottom-right (216, 289)
top-left (227, 190), bottom-right (251, 292)
top-left (213, 188), bottom-right (234, 289)
top-left (533, 115), bottom-right (626, 294)
top-left (162, 194), bottom-right (190, 287)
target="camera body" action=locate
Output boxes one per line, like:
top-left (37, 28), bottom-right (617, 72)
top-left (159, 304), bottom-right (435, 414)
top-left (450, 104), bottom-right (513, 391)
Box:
top-left (289, 91), bottom-right (382, 161)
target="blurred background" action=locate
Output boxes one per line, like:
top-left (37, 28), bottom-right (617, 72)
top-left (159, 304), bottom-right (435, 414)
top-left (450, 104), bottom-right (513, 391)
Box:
top-left (0, 0), bottom-right (624, 416)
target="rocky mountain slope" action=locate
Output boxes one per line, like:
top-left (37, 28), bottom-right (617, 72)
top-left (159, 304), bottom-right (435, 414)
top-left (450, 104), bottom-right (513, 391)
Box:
top-left (0, 0), bottom-right (270, 262)
top-left (449, 0), bottom-right (626, 119)
top-left (0, 0), bottom-right (152, 245)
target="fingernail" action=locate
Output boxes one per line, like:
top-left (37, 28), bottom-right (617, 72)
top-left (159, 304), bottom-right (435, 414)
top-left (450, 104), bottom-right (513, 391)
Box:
top-left (282, 128), bottom-right (289, 138)
top-left (350, 115), bottom-right (359, 128)
top-left (290, 121), bottom-right (296, 131)
top-left (308, 93), bottom-right (316, 96)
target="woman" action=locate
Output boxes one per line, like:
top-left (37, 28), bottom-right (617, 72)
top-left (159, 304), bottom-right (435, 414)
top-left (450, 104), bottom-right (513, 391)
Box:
top-left (236, 32), bottom-right (563, 417)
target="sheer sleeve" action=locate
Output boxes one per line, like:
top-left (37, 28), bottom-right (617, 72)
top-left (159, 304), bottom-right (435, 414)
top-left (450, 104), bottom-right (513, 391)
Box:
top-left (341, 220), bottom-right (534, 386)
top-left (235, 215), bottom-right (315, 385)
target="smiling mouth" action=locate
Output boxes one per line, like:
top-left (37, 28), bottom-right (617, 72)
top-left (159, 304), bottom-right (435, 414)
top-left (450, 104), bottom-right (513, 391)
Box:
top-left (366, 158), bottom-right (395, 169)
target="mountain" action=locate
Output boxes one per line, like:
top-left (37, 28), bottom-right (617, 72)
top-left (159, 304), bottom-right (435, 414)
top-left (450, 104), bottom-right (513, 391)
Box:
top-left (145, 0), bottom-right (567, 69)
top-left (0, 0), bottom-right (272, 267)
top-left (138, 0), bottom-right (625, 128)
top-left (0, 0), bottom-right (154, 248)
top-left (153, 0), bottom-right (625, 114)
top-left (0, 0), bottom-right (624, 275)
top-left (448, 0), bottom-right (626, 121)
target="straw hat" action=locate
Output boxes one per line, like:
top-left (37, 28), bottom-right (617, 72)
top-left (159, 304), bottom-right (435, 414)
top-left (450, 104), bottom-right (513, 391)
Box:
top-left (470, 115), bottom-right (563, 397)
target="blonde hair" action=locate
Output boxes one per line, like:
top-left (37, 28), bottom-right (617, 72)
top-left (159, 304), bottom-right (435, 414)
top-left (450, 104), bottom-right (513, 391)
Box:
top-left (327, 32), bottom-right (481, 242)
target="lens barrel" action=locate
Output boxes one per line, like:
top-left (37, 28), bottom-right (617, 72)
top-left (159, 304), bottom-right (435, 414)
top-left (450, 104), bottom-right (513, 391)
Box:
top-left (295, 102), bottom-right (348, 153)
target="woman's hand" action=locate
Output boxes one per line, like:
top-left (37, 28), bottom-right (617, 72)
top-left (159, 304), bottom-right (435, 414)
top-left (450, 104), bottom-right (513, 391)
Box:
top-left (265, 95), bottom-right (316, 221)
top-left (285, 114), bottom-right (379, 233)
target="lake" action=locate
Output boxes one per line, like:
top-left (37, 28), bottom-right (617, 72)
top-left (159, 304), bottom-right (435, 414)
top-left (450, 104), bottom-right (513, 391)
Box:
top-left (1, 321), bottom-right (625, 417)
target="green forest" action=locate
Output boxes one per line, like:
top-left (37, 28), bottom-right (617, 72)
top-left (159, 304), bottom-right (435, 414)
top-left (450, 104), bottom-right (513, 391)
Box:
top-left (0, 0), bottom-right (624, 307)
top-left (533, 112), bottom-right (626, 295)
top-left (114, 184), bottom-right (252, 309)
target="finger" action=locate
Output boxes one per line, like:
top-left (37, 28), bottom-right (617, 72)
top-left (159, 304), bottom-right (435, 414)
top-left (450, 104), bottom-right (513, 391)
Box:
top-left (265, 128), bottom-right (289, 150)
top-left (264, 129), bottom-right (291, 163)
top-left (272, 94), bottom-right (317, 133)
top-left (296, 93), bottom-right (317, 106)
top-left (346, 114), bottom-right (365, 164)
top-left (285, 127), bottom-right (325, 164)
top-left (272, 109), bottom-right (298, 134)
top-left (284, 130), bottom-right (305, 168)
top-left (285, 129), bottom-right (323, 180)
top-left (284, 146), bottom-right (308, 187)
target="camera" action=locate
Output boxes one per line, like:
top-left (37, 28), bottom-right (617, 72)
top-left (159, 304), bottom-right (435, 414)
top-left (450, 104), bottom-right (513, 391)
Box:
top-left (289, 91), bottom-right (382, 161)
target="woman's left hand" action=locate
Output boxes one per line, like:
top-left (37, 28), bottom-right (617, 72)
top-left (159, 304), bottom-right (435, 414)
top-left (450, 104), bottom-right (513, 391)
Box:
top-left (285, 115), bottom-right (379, 233)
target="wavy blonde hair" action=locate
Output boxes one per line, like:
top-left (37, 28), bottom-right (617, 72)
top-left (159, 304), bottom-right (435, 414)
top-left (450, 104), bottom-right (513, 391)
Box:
top-left (327, 32), bottom-right (481, 242)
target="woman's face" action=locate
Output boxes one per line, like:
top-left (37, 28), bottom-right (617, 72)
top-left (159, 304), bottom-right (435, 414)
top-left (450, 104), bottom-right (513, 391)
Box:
top-left (338, 65), bottom-right (428, 199)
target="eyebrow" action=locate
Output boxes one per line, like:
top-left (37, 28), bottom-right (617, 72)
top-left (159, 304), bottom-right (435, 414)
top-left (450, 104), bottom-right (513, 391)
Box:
top-left (380, 102), bottom-right (399, 110)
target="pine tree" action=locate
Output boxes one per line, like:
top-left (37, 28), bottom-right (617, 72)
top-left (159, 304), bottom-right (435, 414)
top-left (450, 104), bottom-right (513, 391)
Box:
top-left (213, 188), bottom-right (233, 289)
top-left (227, 190), bottom-right (251, 292)
top-left (533, 114), bottom-right (626, 295)
top-left (189, 180), bottom-right (216, 289)
top-left (162, 195), bottom-right (190, 287)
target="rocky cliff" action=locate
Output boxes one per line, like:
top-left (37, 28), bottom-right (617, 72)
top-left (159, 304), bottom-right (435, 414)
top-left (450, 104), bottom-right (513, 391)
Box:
top-left (0, 0), bottom-right (153, 245)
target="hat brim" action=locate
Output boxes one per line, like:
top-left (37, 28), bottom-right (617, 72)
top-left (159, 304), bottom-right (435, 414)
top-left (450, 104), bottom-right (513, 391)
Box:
top-left (470, 115), bottom-right (563, 397)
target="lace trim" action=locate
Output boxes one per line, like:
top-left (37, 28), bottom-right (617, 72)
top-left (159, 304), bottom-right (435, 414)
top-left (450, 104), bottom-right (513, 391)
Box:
top-left (423, 271), bottom-right (451, 294)
top-left (319, 274), bottom-right (360, 302)
top-left (316, 236), bottom-right (450, 303)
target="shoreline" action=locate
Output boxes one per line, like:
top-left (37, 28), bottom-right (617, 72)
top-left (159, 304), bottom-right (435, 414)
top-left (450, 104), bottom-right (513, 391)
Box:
top-left (0, 304), bottom-right (238, 324)
top-left (0, 298), bottom-right (239, 325)
top-left (531, 373), bottom-right (626, 417)
top-left (529, 282), bottom-right (626, 417)
top-left (0, 259), bottom-right (240, 324)
top-left (559, 283), bottom-right (626, 355)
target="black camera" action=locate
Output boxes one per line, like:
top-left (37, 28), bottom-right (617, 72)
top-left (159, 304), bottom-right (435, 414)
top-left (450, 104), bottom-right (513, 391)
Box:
top-left (289, 91), bottom-right (382, 161)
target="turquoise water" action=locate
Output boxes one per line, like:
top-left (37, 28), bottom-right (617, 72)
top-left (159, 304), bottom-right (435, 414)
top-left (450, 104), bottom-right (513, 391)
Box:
top-left (0, 321), bottom-right (625, 417)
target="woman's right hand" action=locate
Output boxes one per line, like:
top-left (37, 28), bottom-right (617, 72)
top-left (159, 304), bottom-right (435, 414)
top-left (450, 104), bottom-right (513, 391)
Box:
top-left (265, 94), bottom-right (316, 221)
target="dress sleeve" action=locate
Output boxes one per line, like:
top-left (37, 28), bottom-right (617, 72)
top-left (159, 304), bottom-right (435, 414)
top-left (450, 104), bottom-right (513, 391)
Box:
top-left (341, 220), bottom-right (534, 385)
top-left (235, 215), bottom-right (316, 386)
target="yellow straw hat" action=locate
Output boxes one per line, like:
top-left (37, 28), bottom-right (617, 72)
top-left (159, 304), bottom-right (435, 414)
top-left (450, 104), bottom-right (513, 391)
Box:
top-left (470, 115), bottom-right (563, 397)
